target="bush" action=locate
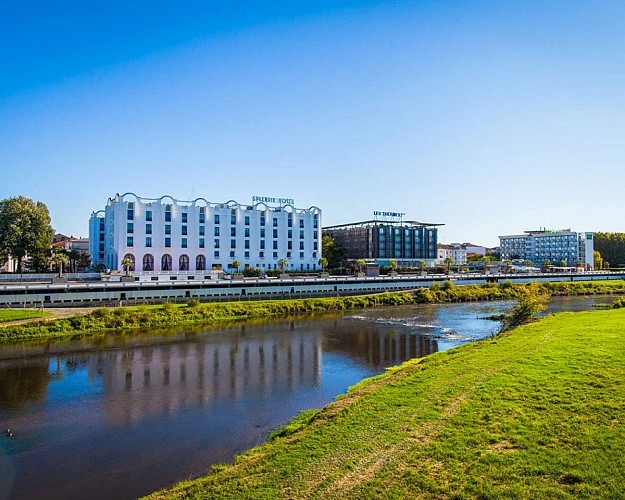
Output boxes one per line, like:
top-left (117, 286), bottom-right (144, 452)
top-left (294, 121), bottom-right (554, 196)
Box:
top-left (430, 282), bottom-right (441, 291)
top-left (187, 299), bottom-right (201, 308)
top-left (162, 302), bottom-right (175, 313)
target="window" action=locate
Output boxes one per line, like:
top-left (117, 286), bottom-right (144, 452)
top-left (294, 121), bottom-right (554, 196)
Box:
top-left (165, 208), bottom-right (171, 222)
top-left (314, 242), bottom-right (318, 251)
top-left (143, 254), bottom-right (154, 271)
top-left (260, 215), bottom-right (265, 226)
top-left (273, 229), bottom-right (278, 238)
top-left (231, 214), bottom-right (236, 224)
top-left (161, 254), bottom-right (172, 271)
top-left (231, 239), bottom-right (236, 248)
top-left (199, 238), bottom-right (205, 248)
top-left (300, 230), bottom-right (304, 239)
top-left (231, 227), bottom-right (236, 237)
top-left (314, 231), bottom-right (318, 240)
top-left (214, 214), bottom-right (220, 224)
top-left (199, 226), bottom-right (205, 236)
top-left (199, 213), bottom-right (205, 224)
top-left (127, 223), bottom-right (134, 233)
top-left (127, 236), bottom-right (134, 247)
top-left (244, 251), bottom-right (250, 258)
top-left (299, 220), bottom-right (304, 228)
top-left (127, 203), bottom-right (134, 220)
top-left (288, 230), bottom-right (292, 238)
top-left (214, 251), bottom-right (220, 258)
top-left (300, 252), bottom-right (304, 259)
top-left (273, 218), bottom-right (278, 227)
top-left (273, 241), bottom-right (278, 249)
top-left (179, 254), bottom-right (189, 271)
top-left (214, 227), bottom-right (220, 236)
top-left (165, 237), bottom-right (171, 247)
top-left (146, 224), bottom-right (152, 234)
top-left (245, 240), bottom-right (250, 249)
top-left (259, 251), bottom-right (264, 258)
top-left (288, 217), bottom-right (292, 228)
top-left (214, 239), bottom-right (220, 248)
top-left (245, 227), bottom-right (250, 238)
top-left (182, 238), bottom-right (188, 248)
top-left (146, 237), bottom-right (152, 247)
top-left (287, 251), bottom-right (291, 258)
top-left (260, 228), bottom-right (265, 237)
top-left (313, 219), bottom-right (318, 228)
top-left (300, 241), bottom-right (304, 250)
top-left (245, 216), bottom-right (250, 225)
top-left (165, 225), bottom-right (171, 235)
top-left (273, 252), bottom-right (278, 258)
top-left (182, 212), bottom-right (188, 223)
top-left (260, 240), bottom-right (265, 249)
top-left (230, 250), bottom-right (235, 258)
top-left (288, 241), bottom-right (292, 250)
top-left (196, 254), bottom-right (206, 270)
top-left (182, 226), bottom-right (188, 235)
top-left (146, 211), bottom-right (152, 221)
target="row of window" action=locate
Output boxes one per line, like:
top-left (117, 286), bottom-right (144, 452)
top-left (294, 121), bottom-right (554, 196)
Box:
top-left (127, 236), bottom-right (319, 250)
top-left (127, 222), bottom-right (317, 239)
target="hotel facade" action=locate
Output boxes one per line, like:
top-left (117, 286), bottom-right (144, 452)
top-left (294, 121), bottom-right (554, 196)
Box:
top-left (89, 193), bottom-right (322, 273)
top-left (499, 229), bottom-right (594, 268)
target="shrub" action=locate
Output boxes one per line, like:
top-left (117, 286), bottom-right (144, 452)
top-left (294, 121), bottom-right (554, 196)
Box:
top-left (187, 299), bottom-right (202, 308)
top-left (162, 302), bottom-right (175, 313)
top-left (430, 282), bottom-right (441, 291)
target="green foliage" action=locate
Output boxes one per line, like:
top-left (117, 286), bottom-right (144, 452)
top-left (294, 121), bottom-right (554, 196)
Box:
top-left (187, 299), bottom-right (201, 308)
top-left (0, 196), bottom-right (54, 273)
top-left (594, 232), bottom-right (625, 267)
top-left (500, 283), bottom-right (549, 331)
top-left (612, 297), bottom-right (625, 309)
top-left (442, 279), bottom-right (455, 290)
top-left (322, 235), bottom-right (347, 269)
top-left (430, 282), bottom-right (441, 291)
top-left (161, 302), bottom-right (174, 313)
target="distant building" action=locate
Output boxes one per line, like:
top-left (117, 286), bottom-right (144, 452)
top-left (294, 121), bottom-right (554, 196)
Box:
top-left (323, 218), bottom-right (442, 267)
top-left (436, 244), bottom-right (467, 265)
top-left (0, 255), bottom-right (19, 273)
top-left (89, 193), bottom-right (321, 272)
top-left (499, 230), bottom-right (594, 269)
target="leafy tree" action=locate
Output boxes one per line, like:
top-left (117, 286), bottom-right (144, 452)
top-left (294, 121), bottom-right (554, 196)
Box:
top-left (121, 256), bottom-right (134, 274)
top-left (0, 196), bottom-right (54, 273)
top-left (388, 258), bottom-right (398, 273)
top-left (593, 251), bottom-right (603, 271)
top-left (541, 259), bottom-right (552, 272)
top-left (278, 258), bottom-right (289, 272)
top-left (500, 284), bottom-right (549, 332)
top-left (594, 233), bottom-right (625, 267)
top-left (318, 257), bottom-right (328, 271)
top-left (443, 256), bottom-right (454, 272)
top-left (76, 252), bottom-right (92, 272)
top-left (356, 259), bottom-right (366, 274)
top-left (321, 235), bottom-right (346, 269)
top-left (232, 259), bottom-right (242, 274)
top-left (51, 249), bottom-right (70, 277)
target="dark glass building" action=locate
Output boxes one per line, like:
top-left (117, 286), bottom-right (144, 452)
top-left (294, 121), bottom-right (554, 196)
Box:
top-left (323, 219), bottom-right (442, 266)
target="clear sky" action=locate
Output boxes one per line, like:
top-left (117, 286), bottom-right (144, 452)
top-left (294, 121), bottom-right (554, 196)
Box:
top-left (2, 0), bottom-right (624, 247)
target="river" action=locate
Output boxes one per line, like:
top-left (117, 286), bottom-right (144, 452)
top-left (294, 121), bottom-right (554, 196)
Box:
top-left (0, 296), bottom-right (614, 499)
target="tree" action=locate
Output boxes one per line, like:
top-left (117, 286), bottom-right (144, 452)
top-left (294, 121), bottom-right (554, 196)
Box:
top-left (443, 256), bottom-right (454, 272)
top-left (500, 284), bottom-right (549, 332)
top-left (51, 249), bottom-right (70, 277)
top-left (121, 256), bottom-right (134, 274)
top-left (356, 259), bottom-right (366, 274)
top-left (388, 258), bottom-right (398, 273)
top-left (278, 258), bottom-right (289, 272)
top-left (594, 233), bottom-right (625, 267)
top-left (0, 196), bottom-right (54, 273)
top-left (541, 259), bottom-right (552, 272)
top-left (322, 235), bottom-right (347, 270)
top-left (232, 259), bottom-right (242, 274)
top-left (318, 257), bottom-right (328, 271)
top-left (75, 252), bottom-right (92, 272)
top-left (594, 251), bottom-right (603, 271)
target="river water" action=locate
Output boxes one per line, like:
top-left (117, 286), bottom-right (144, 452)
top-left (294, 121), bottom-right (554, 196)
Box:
top-left (0, 296), bottom-right (614, 499)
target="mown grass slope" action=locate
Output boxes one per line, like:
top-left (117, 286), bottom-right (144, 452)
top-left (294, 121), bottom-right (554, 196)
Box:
top-left (147, 308), bottom-right (625, 499)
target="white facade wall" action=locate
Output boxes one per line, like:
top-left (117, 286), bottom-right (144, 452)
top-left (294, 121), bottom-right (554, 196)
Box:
top-left (90, 193), bottom-right (322, 272)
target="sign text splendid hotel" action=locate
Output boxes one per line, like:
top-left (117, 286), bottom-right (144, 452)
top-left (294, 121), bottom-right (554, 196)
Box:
top-left (252, 195), bottom-right (295, 205)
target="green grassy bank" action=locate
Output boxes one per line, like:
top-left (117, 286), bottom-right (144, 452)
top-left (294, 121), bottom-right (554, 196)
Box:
top-left (147, 307), bottom-right (625, 499)
top-left (1, 280), bottom-right (624, 343)
top-left (0, 309), bottom-right (53, 323)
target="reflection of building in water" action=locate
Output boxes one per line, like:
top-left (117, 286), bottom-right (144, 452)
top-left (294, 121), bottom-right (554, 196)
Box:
top-left (323, 321), bottom-right (438, 369)
top-left (89, 330), bottom-right (322, 426)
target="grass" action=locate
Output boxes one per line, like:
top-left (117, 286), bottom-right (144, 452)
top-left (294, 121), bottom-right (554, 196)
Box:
top-left (0, 309), bottom-right (53, 323)
top-left (1, 280), bottom-right (624, 343)
top-left (146, 308), bottom-right (625, 499)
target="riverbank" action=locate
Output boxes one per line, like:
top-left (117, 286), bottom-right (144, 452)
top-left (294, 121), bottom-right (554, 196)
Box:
top-left (146, 307), bottom-right (625, 499)
top-left (1, 280), bottom-right (624, 342)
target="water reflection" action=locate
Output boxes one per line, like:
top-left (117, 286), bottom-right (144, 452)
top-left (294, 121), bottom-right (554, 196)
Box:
top-left (0, 296), bottom-right (612, 500)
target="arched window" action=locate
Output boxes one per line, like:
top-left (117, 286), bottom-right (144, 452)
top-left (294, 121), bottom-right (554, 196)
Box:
top-left (179, 254), bottom-right (189, 271)
top-left (196, 255), bottom-right (206, 271)
top-left (161, 254), bottom-right (172, 271)
top-left (122, 253), bottom-right (135, 272)
top-left (143, 254), bottom-right (154, 271)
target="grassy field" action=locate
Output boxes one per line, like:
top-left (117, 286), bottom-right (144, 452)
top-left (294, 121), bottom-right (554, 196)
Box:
top-left (0, 309), bottom-right (53, 323)
top-left (147, 308), bottom-right (625, 499)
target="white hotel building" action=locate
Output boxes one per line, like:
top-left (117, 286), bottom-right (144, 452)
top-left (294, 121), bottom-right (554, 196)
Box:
top-left (89, 193), bottom-right (322, 273)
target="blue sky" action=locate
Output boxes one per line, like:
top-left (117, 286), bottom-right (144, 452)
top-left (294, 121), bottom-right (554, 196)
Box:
top-left (2, 0), bottom-right (624, 247)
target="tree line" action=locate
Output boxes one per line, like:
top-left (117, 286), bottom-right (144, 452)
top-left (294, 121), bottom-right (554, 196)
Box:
top-left (593, 233), bottom-right (625, 268)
